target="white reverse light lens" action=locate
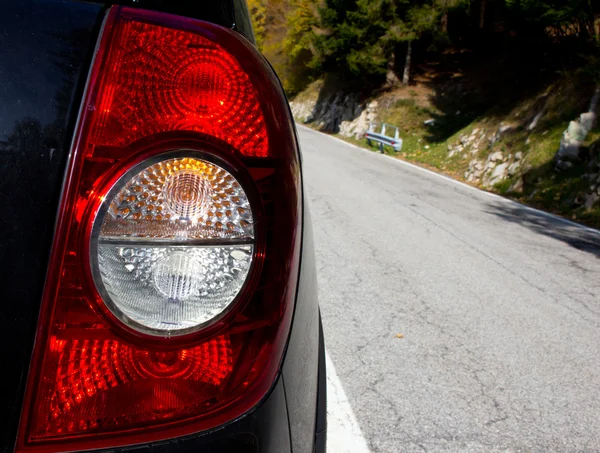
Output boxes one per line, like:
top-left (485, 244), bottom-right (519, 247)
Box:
top-left (91, 155), bottom-right (255, 335)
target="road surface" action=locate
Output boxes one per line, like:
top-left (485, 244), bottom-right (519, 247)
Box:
top-left (298, 126), bottom-right (600, 453)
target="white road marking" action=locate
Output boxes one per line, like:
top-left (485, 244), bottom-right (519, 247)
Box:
top-left (297, 124), bottom-right (600, 235)
top-left (326, 352), bottom-right (371, 453)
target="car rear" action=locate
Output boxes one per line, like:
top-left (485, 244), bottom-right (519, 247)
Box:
top-left (0, 1), bottom-right (325, 452)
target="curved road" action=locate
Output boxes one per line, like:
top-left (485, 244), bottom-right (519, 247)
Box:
top-left (298, 126), bottom-right (600, 453)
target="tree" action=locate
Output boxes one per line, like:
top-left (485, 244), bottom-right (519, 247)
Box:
top-left (247, 0), bottom-right (267, 50)
top-left (310, 0), bottom-right (453, 86)
top-left (504, 0), bottom-right (600, 41)
top-left (396, 2), bottom-right (442, 85)
top-left (283, 0), bottom-right (320, 93)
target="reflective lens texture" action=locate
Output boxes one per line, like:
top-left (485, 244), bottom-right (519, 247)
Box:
top-left (92, 155), bottom-right (255, 334)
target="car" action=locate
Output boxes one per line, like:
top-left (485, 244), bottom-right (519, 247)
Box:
top-left (0, 1), bottom-right (326, 453)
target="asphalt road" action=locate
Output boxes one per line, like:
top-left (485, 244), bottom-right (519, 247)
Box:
top-left (298, 126), bottom-right (600, 453)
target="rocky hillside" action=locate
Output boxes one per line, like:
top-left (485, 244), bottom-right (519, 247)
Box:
top-left (291, 75), bottom-right (600, 228)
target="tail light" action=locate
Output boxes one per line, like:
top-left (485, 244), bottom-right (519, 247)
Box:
top-left (16, 7), bottom-right (301, 453)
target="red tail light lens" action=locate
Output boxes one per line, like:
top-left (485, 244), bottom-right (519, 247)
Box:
top-left (89, 15), bottom-right (268, 156)
top-left (17, 7), bottom-right (300, 453)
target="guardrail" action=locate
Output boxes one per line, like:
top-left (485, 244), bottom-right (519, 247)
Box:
top-left (365, 122), bottom-right (403, 153)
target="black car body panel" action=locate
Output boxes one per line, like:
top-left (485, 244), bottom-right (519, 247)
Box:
top-left (282, 206), bottom-right (322, 453)
top-left (0, 2), bottom-right (104, 450)
top-left (0, 1), bottom-right (323, 452)
top-left (88, 0), bottom-right (255, 43)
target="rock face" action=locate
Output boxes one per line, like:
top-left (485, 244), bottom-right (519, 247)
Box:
top-left (339, 101), bottom-right (379, 139)
top-left (290, 92), bottom-right (380, 138)
top-left (463, 145), bottom-right (525, 188)
top-left (448, 128), bottom-right (488, 158)
top-left (290, 98), bottom-right (318, 124)
top-left (459, 125), bottom-right (525, 188)
top-left (465, 159), bottom-right (484, 182)
top-left (289, 93), bottom-right (361, 133)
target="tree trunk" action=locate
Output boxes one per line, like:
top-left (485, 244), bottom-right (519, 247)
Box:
top-left (402, 40), bottom-right (412, 86)
top-left (385, 51), bottom-right (401, 87)
top-left (479, 0), bottom-right (487, 29)
top-left (441, 9), bottom-right (449, 34)
top-left (440, 0), bottom-right (449, 34)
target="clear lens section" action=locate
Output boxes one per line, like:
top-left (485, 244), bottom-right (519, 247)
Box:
top-left (93, 156), bottom-right (255, 334)
top-left (98, 245), bottom-right (253, 331)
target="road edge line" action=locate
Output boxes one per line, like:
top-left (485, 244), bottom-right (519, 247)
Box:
top-left (326, 352), bottom-right (372, 453)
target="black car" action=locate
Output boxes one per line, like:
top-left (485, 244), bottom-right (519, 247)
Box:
top-left (0, 2), bottom-right (326, 453)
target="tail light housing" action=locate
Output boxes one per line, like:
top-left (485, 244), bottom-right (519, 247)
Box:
top-left (16, 7), bottom-right (301, 453)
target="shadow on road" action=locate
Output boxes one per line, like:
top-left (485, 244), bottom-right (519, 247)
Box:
top-left (484, 202), bottom-right (600, 259)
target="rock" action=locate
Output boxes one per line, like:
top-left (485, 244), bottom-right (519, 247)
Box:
top-left (448, 143), bottom-right (465, 158)
top-left (584, 192), bottom-right (599, 210)
top-left (469, 159), bottom-right (484, 172)
top-left (491, 162), bottom-right (509, 179)
top-left (489, 151), bottom-right (504, 162)
top-left (587, 159), bottom-right (600, 172)
top-left (567, 121), bottom-right (588, 141)
top-left (464, 159), bottom-right (484, 182)
top-left (555, 160), bottom-right (573, 171)
top-left (482, 160), bottom-right (509, 188)
top-left (338, 99), bottom-right (378, 139)
top-left (528, 110), bottom-right (544, 131)
top-left (580, 112), bottom-right (596, 133)
top-left (303, 92), bottom-right (361, 133)
top-left (338, 120), bottom-right (355, 137)
top-left (509, 178), bottom-right (524, 193)
top-left (507, 161), bottom-right (521, 176)
top-left (515, 151), bottom-right (523, 160)
top-left (557, 132), bottom-right (582, 160)
top-left (290, 98), bottom-right (318, 123)
top-left (485, 160), bottom-right (497, 171)
top-left (490, 123), bottom-right (514, 145)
